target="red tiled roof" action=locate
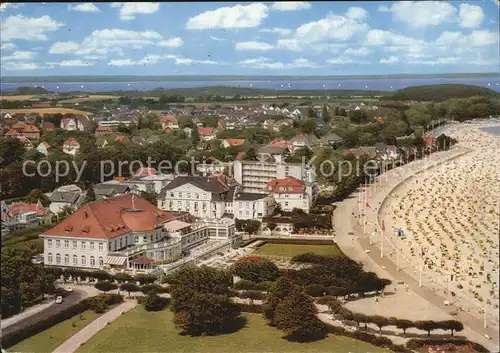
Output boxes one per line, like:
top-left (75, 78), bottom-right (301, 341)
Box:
top-left (159, 115), bottom-right (178, 123)
top-left (5, 129), bottom-right (20, 136)
top-left (115, 135), bottom-right (125, 142)
top-left (164, 128), bottom-right (173, 134)
top-left (96, 126), bottom-right (112, 131)
top-left (198, 127), bottom-right (214, 135)
top-left (7, 202), bottom-right (47, 217)
top-left (63, 137), bottom-right (79, 146)
top-left (41, 194), bottom-right (179, 239)
top-left (423, 136), bottom-right (435, 144)
top-left (129, 256), bottom-right (155, 264)
top-left (41, 122), bottom-right (55, 131)
top-left (22, 124), bottom-right (40, 133)
top-left (269, 139), bottom-right (292, 148)
top-left (267, 176), bottom-right (304, 193)
top-left (223, 138), bottom-right (245, 147)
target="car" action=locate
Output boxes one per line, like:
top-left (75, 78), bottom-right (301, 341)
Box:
top-left (66, 286), bottom-right (73, 292)
top-left (55, 296), bottom-right (63, 304)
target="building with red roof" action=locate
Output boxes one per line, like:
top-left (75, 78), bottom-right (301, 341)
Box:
top-left (63, 137), bottom-right (80, 155)
top-left (159, 115), bottom-right (179, 130)
top-left (1, 200), bottom-right (52, 232)
top-left (198, 127), bottom-right (216, 141)
top-left (221, 138), bottom-right (245, 148)
top-left (266, 176), bottom-right (312, 213)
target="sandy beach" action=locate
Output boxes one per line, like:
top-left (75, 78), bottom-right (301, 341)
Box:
top-left (375, 120), bottom-right (500, 326)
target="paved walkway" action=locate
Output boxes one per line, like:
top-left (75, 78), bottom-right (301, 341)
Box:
top-left (332, 148), bottom-right (499, 352)
top-left (52, 300), bottom-right (137, 353)
top-left (1, 301), bottom-right (55, 329)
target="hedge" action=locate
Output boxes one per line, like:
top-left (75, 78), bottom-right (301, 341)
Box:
top-left (406, 338), bottom-right (489, 352)
top-left (234, 303), bottom-right (264, 313)
top-left (1, 294), bottom-right (122, 349)
top-left (252, 238), bottom-right (336, 246)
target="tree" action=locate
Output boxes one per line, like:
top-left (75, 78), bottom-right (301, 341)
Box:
top-left (244, 147), bottom-right (258, 161)
top-left (416, 320), bottom-right (438, 337)
top-left (232, 257), bottom-right (279, 283)
top-left (395, 319), bottom-right (413, 336)
top-left (114, 273), bottom-right (134, 283)
top-left (143, 292), bottom-right (168, 311)
top-left (191, 127), bottom-right (200, 146)
top-left (274, 290), bottom-right (327, 342)
top-left (25, 189), bottom-right (50, 206)
top-left (441, 320), bottom-right (464, 337)
top-left (140, 191), bottom-right (157, 205)
top-left (120, 282), bottom-right (140, 297)
top-left (88, 294), bottom-right (108, 313)
top-left (134, 274), bottom-right (156, 285)
top-left (370, 315), bottom-right (391, 335)
top-left (322, 105), bottom-right (331, 124)
top-left (167, 266), bottom-right (240, 336)
top-left (94, 281), bottom-right (118, 293)
top-left (82, 183), bottom-right (96, 205)
top-left (263, 277), bottom-right (298, 326)
top-left (299, 119), bottom-right (316, 134)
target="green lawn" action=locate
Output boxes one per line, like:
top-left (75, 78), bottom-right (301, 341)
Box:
top-left (254, 243), bottom-right (343, 258)
top-left (8, 310), bottom-right (102, 353)
top-left (75, 307), bottom-right (388, 353)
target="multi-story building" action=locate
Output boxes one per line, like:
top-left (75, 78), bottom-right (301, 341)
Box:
top-left (266, 176), bottom-right (313, 213)
top-left (40, 194), bottom-right (239, 272)
top-left (233, 146), bottom-right (316, 197)
top-left (1, 200), bottom-right (52, 232)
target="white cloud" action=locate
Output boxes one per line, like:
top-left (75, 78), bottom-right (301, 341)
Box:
top-left (379, 1), bottom-right (457, 28)
top-left (2, 62), bottom-right (39, 71)
top-left (345, 7), bottom-right (368, 21)
top-left (240, 56), bottom-right (319, 69)
top-left (111, 2), bottom-right (160, 20)
top-left (259, 27), bottom-right (292, 36)
top-left (344, 47), bottom-right (371, 56)
top-left (165, 55), bottom-right (218, 65)
top-left (158, 37), bottom-right (184, 48)
top-left (271, 2), bottom-right (311, 11)
top-left (236, 41), bottom-right (274, 51)
top-left (276, 39), bottom-right (303, 51)
top-left (436, 30), bottom-right (498, 48)
top-left (0, 3), bottom-right (23, 12)
top-left (365, 30), bottom-right (424, 48)
top-left (69, 3), bottom-right (100, 12)
top-left (209, 36), bottom-right (226, 41)
top-left (327, 57), bottom-right (370, 64)
top-left (108, 55), bottom-right (162, 66)
top-left (295, 12), bottom-right (369, 43)
top-left (1, 42), bottom-right (17, 50)
top-left (408, 57), bottom-right (460, 65)
top-left (459, 4), bottom-right (484, 29)
top-left (380, 56), bottom-right (399, 64)
top-left (186, 3), bottom-right (268, 29)
top-left (1, 15), bottom-right (64, 41)
top-left (48, 60), bottom-right (95, 67)
top-left (49, 29), bottom-right (167, 57)
top-left (1, 51), bottom-right (36, 61)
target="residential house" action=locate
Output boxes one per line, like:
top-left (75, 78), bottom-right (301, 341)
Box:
top-left (41, 122), bottom-right (56, 132)
top-left (266, 176), bottom-right (313, 213)
top-left (63, 138), bottom-right (80, 155)
top-left (49, 184), bottom-right (86, 215)
top-left (60, 117), bottom-right (85, 131)
top-left (198, 127), bottom-right (216, 141)
top-left (95, 125), bottom-right (113, 137)
top-left (94, 182), bottom-right (131, 200)
top-left (320, 133), bottom-right (344, 148)
top-left (1, 200), bottom-right (52, 232)
top-left (290, 134), bottom-right (320, 152)
top-left (36, 142), bottom-right (52, 156)
top-left (232, 192), bottom-right (275, 220)
top-left (160, 116), bottom-right (179, 130)
top-left (221, 139), bottom-right (245, 149)
top-left (268, 139), bottom-right (293, 150)
top-left (196, 157), bottom-right (232, 176)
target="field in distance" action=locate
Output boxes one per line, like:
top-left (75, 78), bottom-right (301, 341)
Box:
top-left (0, 108), bottom-right (92, 116)
top-left (75, 308), bottom-right (388, 353)
top-left (57, 95), bottom-right (118, 104)
top-left (253, 243), bottom-right (343, 257)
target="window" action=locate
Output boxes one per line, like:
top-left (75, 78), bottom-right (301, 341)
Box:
top-left (246, 203), bottom-right (250, 209)
top-left (169, 201), bottom-right (173, 209)
top-left (178, 192), bottom-right (182, 198)
top-left (98, 242), bottom-right (103, 251)
top-left (56, 240), bottom-right (60, 248)
top-left (73, 255), bottom-right (78, 265)
top-left (72, 240), bottom-right (77, 249)
top-left (170, 192), bottom-right (174, 197)
top-left (196, 193), bottom-right (199, 199)
top-left (120, 238), bottom-right (123, 247)
top-left (64, 254), bottom-right (69, 265)
top-left (56, 253), bottom-right (61, 264)
top-left (90, 256), bottom-right (95, 267)
top-left (48, 253), bottom-right (53, 263)
top-left (177, 201), bottom-right (181, 206)
top-left (81, 255), bottom-right (86, 265)
top-left (246, 211), bottom-right (250, 216)
top-left (64, 240), bottom-right (69, 248)
top-left (48, 239), bottom-right (52, 248)
top-left (81, 241), bottom-right (86, 250)
top-left (114, 240), bottom-right (117, 249)
top-left (285, 202), bottom-right (289, 207)
top-left (194, 202), bottom-right (198, 210)
top-left (187, 192), bottom-right (191, 198)
top-left (99, 256), bottom-right (103, 267)
top-left (90, 242), bottom-right (95, 251)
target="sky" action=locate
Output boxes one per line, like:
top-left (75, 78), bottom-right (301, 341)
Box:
top-left (1, 1), bottom-right (499, 76)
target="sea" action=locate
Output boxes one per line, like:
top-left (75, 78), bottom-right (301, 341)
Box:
top-left (480, 125), bottom-right (500, 135)
top-left (1, 77), bottom-right (499, 93)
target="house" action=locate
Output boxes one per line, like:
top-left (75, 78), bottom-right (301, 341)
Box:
top-left (39, 194), bottom-right (239, 271)
top-left (343, 146), bottom-right (377, 159)
top-left (221, 139), bottom-right (245, 149)
top-left (95, 126), bottom-right (113, 137)
top-left (198, 127), bottom-right (216, 141)
top-left (41, 122), bottom-right (56, 132)
top-left (21, 124), bottom-right (41, 140)
top-left (232, 192), bottom-right (274, 220)
top-left (160, 116), bottom-right (179, 130)
top-left (266, 176), bottom-right (312, 213)
top-left (1, 200), bottom-right (52, 232)
top-left (49, 184), bottom-right (86, 215)
top-left (290, 134), bottom-right (320, 152)
top-left (196, 157), bottom-right (231, 176)
top-left (320, 133), bottom-right (344, 148)
top-left (94, 183), bottom-right (131, 200)
top-left (268, 139), bottom-right (293, 150)
top-left (62, 138), bottom-right (80, 155)
top-left (36, 142), bottom-right (52, 156)
top-left (183, 127), bottom-right (193, 138)
top-left (60, 117), bottom-right (85, 131)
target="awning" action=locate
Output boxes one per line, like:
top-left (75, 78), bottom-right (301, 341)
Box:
top-left (164, 220), bottom-right (191, 232)
top-left (105, 256), bottom-right (127, 266)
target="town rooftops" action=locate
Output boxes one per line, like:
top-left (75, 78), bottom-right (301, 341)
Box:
top-left (41, 194), bottom-right (179, 239)
top-left (267, 176), bottom-right (305, 193)
top-left (223, 138), bottom-right (245, 147)
top-left (163, 175), bottom-right (231, 194)
top-left (198, 127), bottom-right (215, 135)
top-left (63, 137), bottom-right (80, 146)
top-left (233, 193), bottom-right (268, 201)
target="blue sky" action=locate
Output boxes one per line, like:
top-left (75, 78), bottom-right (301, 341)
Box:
top-left (1, 1), bottom-right (499, 76)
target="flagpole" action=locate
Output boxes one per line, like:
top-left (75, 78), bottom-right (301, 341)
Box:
top-left (419, 246), bottom-right (423, 287)
top-left (380, 220), bottom-right (384, 259)
top-left (396, 239), bottom-right (400, 271)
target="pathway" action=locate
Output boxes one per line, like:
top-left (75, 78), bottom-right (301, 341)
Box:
top-left (51, 300), bottom-right (137, 353)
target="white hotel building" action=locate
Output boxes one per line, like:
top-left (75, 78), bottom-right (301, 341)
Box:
top-left (40, 194), bottom-right (239, 272)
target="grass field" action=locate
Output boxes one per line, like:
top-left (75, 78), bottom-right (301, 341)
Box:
top-left (253, 243), bottom-right (343, 258)
top-left (0, 95), bottom-right (37, 101)
top-left (75, 308), bottom-right (387, 353)
top-left (8, 310), bottom-right (102, 353)
top-left (58, 95), bottom-right (118, 103)
top-left (0, 108), bottom-right (92, 116)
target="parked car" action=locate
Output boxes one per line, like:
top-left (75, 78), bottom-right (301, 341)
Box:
top-left (66, 286), bottom-right (73, 292)
top-left (55, 296), bottom-right (63, 304)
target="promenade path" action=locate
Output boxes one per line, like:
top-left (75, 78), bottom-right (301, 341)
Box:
top-left (51, 300), bottom-right (137, 353)
top-left (332, 147), bottom-right (499, 352)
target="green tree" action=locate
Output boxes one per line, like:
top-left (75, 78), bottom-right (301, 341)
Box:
top-left (394, 318), bottom-right (413, 336)
top-left (232, 258), bottom-right (279, 283)
top-left (143, 292), bottom-right (168, 311)
top-left (299, 119), bottom-right (316, 134)
top-left (244, 147), bottom-right (258, 161)
top-left (263, 277), bottom-right (298, 325)
top-left (120, 282), bottom-right (140, 297)
top-left (322, 105), bottom-right (331, 124)
top-left (441, 320), bottom-right (464, 337)
top-left (371, 315), bottom-right (391, 335)
top-left (114, 273), bottom-right (134, 283)
top-left (25, 188), bottom-right (50, 206)
top-left (415, 320), bottom-right (438, 337)
top-left (94, 281), bottom-right (118, 293)
top-left (274, 290), bottom-right (327, 342)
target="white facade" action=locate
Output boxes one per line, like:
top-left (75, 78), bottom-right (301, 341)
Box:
top-left (62, 142), bottom-right (80, 156)
top-left (36, 143), bottom-right (50, 156)
top-left (98, 120), bottom-right (133, 128)
top-left (272, 192), bottom-right (310, 213)
top-left (61, 118), bottom-right (85, 131)
top-left (232, 196), bottom-right (275, 220)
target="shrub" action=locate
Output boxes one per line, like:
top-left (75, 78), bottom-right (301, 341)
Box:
top-left (239, 290), bottom-right (266, 301)
top-left (114, 273), bottom-right (134, 283)
top-left (87, 295), bottom-right (109, 313)
top-left (142, 293), bottom-right (169, 312)
top-left (304, 284), bottom-right (326, 297)
top-left (140, 284), bottom-right (163, 295)
top-left (406, 339), bottom-right (489, 353)
top-left (234, 303), bottom-right (263, 313)
top-left (233, 279), bottom-right (257, 290)
top-left (134, 273), bottom-right (156, 285)
top-left (315, 295), bottom-right (340, 306)
top-left (232, 258), bottom-right (280, 283)
top-left (95, 281), bottom-right (118, 293)
top-left (255, 281), bottom-right (274, 291)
